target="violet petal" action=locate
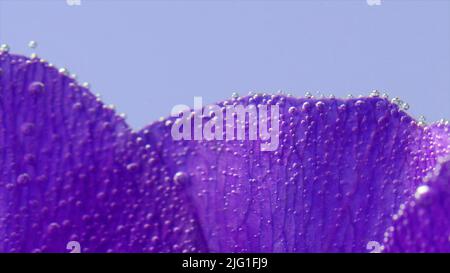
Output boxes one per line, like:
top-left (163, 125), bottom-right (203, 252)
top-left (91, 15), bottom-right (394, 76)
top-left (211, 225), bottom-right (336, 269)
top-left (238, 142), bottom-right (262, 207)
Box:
top-left (0, 53), bottom-right (207, 252)
top-left (140, 95), bottom-right (449, 252)
top-left (383, 156), bottom-right (450, 252)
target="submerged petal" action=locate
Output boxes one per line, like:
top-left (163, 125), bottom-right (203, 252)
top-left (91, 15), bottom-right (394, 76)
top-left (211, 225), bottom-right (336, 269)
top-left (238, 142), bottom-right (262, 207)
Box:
top-left (0, 53), bottom-right (207, 252)
top-left (140, 95), bottom-right (449, 252)
top-left (383, 156), bottom-right (450, 252)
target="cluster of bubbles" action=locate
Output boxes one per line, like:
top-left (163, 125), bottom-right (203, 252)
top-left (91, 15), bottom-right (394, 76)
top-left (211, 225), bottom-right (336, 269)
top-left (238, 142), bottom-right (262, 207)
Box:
top-left (2, 42), bottom-right (444, 128)
top-left (231, 89), bottom-right (418, 119)
top-left (2, 42), bottom-right (131, 121)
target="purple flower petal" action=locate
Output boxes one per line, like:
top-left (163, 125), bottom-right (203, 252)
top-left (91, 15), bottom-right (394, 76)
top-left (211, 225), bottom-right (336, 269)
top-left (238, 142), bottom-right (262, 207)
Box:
top-left (140, 95), bottom-right (449, 252)
top-left (0, 53), bottom-right (207, 252)
top-left (383, 155), bottom-right (450, 252)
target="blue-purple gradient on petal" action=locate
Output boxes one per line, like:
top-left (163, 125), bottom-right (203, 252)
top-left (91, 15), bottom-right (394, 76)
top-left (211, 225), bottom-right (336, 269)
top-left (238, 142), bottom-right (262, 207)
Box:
top-left (0, 52), bottom-right (449, 252)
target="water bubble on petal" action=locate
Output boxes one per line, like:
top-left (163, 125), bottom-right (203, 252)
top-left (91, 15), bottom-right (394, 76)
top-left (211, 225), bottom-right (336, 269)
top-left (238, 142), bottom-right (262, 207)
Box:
top-left (315, 101), bottom-right (326, 112)
top-left (439, 118), bottom-right (449, 126)
top-left (126, 162), bottom-right (139, 172)
top-left (338, 103), bottom-right (347, 113)
top-left (414, 185), bottom-right (430, 199)
top-left (370, 90), bottom-right (380, 97)
top-left (72, 102), bottom-right (82, 111)
top-left (21, 122), bottom-right (35, 136)
top-left (0, 44), bottom-right (10, 52)
top-left (47, 222), bottom-right (61, 234)
top-left (23, 153), bottom-right (36, 165)
top-left (401, 102), bottom-right (410, 111)
top-left (28, 81), bottom-right (45, 95)
top-left (173, 171), bottom-right (188, 185)
top-left (165, 119), bottom-right (173, 127)
top-left (288, 106), bottom-right (297, 114)
top-left (355, 100), bottom-right (365, 108)
top-left (301, 101), bottom-right (312, 112)
top-left (391, 97), bottom-right (400, 105)
top-left (17, 173), bottom-right (31, 185)
top-left (418, 115), bottom-right (427, 127)
top-left (58, 68), bottom-right (69, 75)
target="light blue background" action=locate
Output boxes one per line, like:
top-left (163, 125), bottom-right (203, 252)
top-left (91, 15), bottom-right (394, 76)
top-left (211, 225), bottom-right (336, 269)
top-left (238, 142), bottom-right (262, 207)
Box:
top-left (1, 0), bottom-right (449, 129)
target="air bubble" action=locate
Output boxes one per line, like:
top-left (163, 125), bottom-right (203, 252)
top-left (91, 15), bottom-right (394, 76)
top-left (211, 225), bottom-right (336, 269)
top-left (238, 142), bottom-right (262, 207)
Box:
top-left (28, 40), bottom-right (38, 49)
top-left (59, 68), bottom-right (69, 75)
top-left (28, 81), bottom-right (45, 95)
top-left (21, 122), bottom-right (35, 136)
top-left (173, 171), bottom-right (189, 185)
top-left (370, 90), bottom-right (380, 97)
top-left (418, 116), bottom-right (427, 127)
top-left (47, 222), bottom-right (61, 234)
top-left (126, 162), bottom-right (139, 172)
top-left (439, 118), bottom-right (449, 126)
top-left (315, 101), bottom-right (326, 112)
top-left (414, 185), bottom-right (430, 199)
top-left (17, 173), bottom-right (31, 185)
top-left (391, 97), bottom-right (401, 105)
top-left (0, 44), bottom-right (10, 52)
top-left (301, 102), bottom-right (312, 112)
top-left (355, 100), bottom-right (365, 107)
top-left (72, 102), bottom-right (82, 111)
top-left (401, 102), bottom-right (409, 111)
top-left (288, 106), bottom-right (297, 114)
